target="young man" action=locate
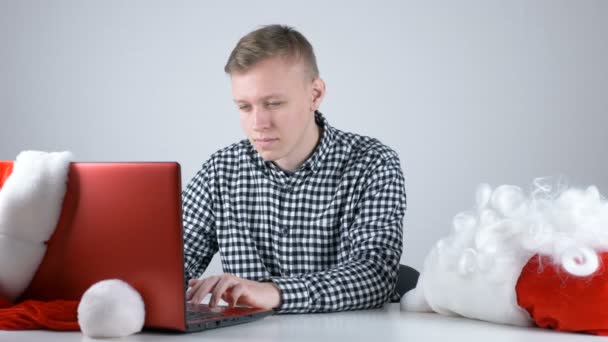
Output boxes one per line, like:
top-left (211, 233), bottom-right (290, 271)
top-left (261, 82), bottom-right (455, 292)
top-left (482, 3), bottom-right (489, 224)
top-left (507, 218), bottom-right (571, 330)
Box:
top-left (183, 25), bottom-right (406, 313)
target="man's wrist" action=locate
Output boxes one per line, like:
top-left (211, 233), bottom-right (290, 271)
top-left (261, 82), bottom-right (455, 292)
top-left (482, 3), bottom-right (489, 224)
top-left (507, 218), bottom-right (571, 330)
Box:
top-left (262, 281), bottom-right (282, 309)
top-left (264, 277), bottom-right (311, 312)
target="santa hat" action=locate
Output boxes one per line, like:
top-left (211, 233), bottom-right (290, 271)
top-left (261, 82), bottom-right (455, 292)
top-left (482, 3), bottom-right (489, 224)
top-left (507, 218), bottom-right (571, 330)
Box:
top-left (402, 180), bottom-right (608, 335)
top-left (0, 152), bottom-right (145, 338)
top-left (517, 251), bottom-right (608, 335)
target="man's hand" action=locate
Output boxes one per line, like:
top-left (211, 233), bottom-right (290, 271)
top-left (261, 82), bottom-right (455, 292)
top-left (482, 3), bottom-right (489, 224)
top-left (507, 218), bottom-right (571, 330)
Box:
top-left (187, 274), bottom-right (282, 310)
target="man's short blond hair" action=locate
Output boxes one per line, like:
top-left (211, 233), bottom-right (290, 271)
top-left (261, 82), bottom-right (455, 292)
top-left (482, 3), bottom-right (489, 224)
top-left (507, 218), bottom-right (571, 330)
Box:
top-left (224, 24), bottom-right (319, 79)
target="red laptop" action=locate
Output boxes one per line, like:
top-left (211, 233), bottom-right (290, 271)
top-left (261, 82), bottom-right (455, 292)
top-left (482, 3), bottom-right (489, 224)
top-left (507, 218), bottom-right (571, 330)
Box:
top-left (19, 162), bottom-right (273, 332)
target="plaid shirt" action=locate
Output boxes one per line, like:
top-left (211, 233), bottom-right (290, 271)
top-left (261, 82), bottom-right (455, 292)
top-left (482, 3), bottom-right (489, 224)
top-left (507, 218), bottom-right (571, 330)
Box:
top-left (182, 111), bottom-right (406, 313)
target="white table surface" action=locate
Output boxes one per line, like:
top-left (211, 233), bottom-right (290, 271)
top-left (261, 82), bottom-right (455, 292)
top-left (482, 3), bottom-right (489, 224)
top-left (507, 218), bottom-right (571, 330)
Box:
top-left (0, 303), bottom-right (604, 342)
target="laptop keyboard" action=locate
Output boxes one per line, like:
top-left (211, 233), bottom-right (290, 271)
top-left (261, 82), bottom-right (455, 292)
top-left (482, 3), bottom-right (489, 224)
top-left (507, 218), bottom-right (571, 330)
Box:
top-left (186, 303), bottom-right (226, 321)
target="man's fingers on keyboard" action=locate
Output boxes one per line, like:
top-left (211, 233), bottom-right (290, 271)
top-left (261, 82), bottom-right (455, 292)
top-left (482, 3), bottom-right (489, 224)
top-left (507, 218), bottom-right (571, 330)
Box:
top-left (210, 276), bottom-right (238, 307)
top-left (192, 276), bottom-right (220, 304)
top-left (229, 283), bottom-right (246, 307)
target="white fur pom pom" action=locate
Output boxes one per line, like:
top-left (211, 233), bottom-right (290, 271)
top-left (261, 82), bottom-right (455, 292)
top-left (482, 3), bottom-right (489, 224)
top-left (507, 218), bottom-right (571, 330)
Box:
top-left (78, 279), bottom-right (145, 338)
top-left (561, 246), bottom-right (599, 277)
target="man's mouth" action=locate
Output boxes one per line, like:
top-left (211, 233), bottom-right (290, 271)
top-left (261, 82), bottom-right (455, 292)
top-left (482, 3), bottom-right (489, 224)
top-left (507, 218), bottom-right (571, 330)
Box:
top-left (255, 138), bottom-right (279, 148)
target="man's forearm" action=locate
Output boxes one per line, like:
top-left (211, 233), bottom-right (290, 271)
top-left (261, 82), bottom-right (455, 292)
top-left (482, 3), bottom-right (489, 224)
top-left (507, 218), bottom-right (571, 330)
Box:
top-left (268, 248), bottom-right (401, 313)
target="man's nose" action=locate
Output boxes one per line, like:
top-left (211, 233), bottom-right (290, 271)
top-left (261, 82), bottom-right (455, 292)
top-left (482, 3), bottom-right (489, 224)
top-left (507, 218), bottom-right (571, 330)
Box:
top-left (252, 107), bottom-right (271, 131)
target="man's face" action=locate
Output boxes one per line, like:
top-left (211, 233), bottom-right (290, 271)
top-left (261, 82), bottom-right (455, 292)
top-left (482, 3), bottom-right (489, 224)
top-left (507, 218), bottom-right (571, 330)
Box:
top-left (231, 57), bottom-right (324, 170)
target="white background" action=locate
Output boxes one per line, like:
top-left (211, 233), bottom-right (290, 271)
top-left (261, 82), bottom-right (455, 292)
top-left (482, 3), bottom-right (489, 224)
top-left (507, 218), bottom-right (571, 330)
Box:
top-left (1, 0), bottom-right (607, 275)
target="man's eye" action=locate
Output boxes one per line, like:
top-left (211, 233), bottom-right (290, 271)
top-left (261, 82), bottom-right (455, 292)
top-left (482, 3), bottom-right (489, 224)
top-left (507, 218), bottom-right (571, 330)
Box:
top-left (239, 105), bottom-right (251, 111)
top-left (267, 102), bottom-right (283, 108)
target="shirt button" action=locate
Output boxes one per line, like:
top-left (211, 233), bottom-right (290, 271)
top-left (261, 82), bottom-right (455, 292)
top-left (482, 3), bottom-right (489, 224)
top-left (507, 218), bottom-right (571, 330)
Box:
top-left (280, 229), bottom-right (289, 237)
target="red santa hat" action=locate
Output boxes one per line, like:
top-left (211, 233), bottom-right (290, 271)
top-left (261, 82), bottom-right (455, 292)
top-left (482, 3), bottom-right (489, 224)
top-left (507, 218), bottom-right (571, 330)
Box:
top-left (402, 181), bottom-right (608, 335)
top-left (0, 152), bottom-right (145, 338)
top-left (517, 251), bottom-right (608, 335)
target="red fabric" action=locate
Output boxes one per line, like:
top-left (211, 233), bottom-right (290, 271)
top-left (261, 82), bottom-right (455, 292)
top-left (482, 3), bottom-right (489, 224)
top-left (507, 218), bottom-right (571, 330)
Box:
top-left (0, 298), bottom-right (80, 331)
top-left (516, 253), bottom-right (608, 335)
top-left (0, 161), bottom-right (13, 189)
top-left (0, 294), bottom-right (80, 331)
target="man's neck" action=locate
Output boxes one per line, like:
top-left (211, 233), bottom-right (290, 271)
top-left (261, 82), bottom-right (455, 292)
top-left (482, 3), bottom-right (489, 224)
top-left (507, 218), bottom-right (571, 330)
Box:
top-left (274, 121), bottom-right (322, 172)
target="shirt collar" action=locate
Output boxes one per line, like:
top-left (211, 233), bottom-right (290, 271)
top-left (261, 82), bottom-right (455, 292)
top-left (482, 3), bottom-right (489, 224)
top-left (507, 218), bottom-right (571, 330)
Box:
top-left (248, 111), bottom-right (334, 176)
top-left (302, 111), bottom-right (333, 173)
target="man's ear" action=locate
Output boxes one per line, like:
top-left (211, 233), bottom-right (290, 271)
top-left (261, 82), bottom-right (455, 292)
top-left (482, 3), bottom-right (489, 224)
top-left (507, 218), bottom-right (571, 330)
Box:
top-left (311, 78), bottom-right (326, 111)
